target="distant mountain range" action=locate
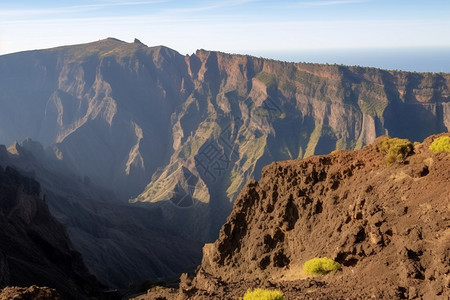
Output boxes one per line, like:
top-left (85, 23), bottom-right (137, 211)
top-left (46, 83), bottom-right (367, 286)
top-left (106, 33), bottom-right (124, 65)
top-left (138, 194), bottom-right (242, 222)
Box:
top-left (0, 38), bottom-right (449, 290)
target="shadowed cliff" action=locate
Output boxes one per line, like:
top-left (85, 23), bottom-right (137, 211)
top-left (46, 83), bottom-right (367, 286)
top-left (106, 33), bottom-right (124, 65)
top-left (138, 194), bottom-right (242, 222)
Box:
top-left (0, 141), bottom-right (202, 289)
top-left (0, 162), bottom-right (101, 299)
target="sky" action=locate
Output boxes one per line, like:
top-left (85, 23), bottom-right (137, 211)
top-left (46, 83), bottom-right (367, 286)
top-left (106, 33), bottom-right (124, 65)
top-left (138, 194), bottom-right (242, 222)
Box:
top-left (1, 0), bottom-right (450, 71)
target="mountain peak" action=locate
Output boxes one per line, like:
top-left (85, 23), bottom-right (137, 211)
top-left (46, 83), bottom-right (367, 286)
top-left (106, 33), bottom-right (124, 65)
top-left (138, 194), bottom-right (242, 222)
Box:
top-left (105, 37), bottom-right (125, 43)
top-left (134, 38), bottom-right (147, 47)
top-left (7, 141), bottom-right (23, 156)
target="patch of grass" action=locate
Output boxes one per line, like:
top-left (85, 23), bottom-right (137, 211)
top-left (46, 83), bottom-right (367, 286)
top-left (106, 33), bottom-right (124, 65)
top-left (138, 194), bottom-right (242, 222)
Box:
top-left (429, 136), bottom-right (450, 153)
top-left (304, 124), bottom-right (323, 158)
top-left (294, 70), bottom-right (322, 86)
top-left (354, 139), bottom-right (364, 150)
top-left (56, 38), bottom-right (142, 62)
top-left (303, 257), bottom-right (341, 276)
top-left (355, 81), bottom-right (388, 118)
top-left (130, 279), bottom-right (166, 294)
top-left (335, 137), bottom-right (347, 151)
top-left (358, 98), bottom-right (387, 118)
top-left (304, 124), bottom-right (338, 157)
top-left (280, 81), bottom-right (296, 93)
top-left (243, 288), bottom-right (284, 300)
top-left (330, 149), bottom-right (340, 155)
top-left (255, 72), bottom-right (277, 88)
top-left (377, 137), bottom-right (414, 165)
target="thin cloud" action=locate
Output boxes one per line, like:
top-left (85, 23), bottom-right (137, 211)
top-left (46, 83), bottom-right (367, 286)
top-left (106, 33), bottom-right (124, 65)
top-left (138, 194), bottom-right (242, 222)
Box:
top-left (0, 0), bottom-right (255, 22)
top-left (295, 0), bottom-right (370, 7)
top-left (161, 0), bottom-right (259, 15)
top-left (0, 0), bottom-right (168, 18)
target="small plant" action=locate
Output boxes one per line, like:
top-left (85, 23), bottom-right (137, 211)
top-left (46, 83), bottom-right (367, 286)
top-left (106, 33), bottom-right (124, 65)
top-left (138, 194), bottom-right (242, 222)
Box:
top-left (243, 288), bottom-right (284, 300)
top-left (377, 137), bottom-right (414, 165)
top-left (330, 149), bottom-right (340, 155)
top-left (303, 257), bottom-right (341, 276)
top-left (429, 136), bottom-right (450, 153)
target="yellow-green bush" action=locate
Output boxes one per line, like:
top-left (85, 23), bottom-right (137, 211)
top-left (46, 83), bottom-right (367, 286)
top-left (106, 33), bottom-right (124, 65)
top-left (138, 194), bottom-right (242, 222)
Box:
top-left (243, 288), bottom-right (284, 300)
top-left (429, 136), bottom-right (450, 153)
top-left (303, 257), bottom-right (341, 276)
top-left (330, 149), bottom-right (340, 155)
top-left (377, 137), bottom-right (414, 165)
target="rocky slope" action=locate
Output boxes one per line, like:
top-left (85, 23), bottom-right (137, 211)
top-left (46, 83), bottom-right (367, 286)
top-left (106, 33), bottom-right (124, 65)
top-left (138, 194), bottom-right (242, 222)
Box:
top-left (138, 133), bottom-right (450, 299)
top-left (0, 141), bottom-right (202, 289)
top-left (0, 286), bottom-right (60, 300)
top-left (1, 38), bottom-right (449, 242)
top-left (0, 164), bottom-right (101, 299)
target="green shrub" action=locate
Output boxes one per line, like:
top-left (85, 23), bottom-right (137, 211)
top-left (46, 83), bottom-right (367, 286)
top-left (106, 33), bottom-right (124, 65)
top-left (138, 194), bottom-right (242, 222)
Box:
top-left (429, 136), bottom-right (450, 153)
top-left (243, 288), bottom-right (284, 300)
top-left (377, 137), bottom-right (414, 165)
top-left (303, 257), bottom-right (341, 276)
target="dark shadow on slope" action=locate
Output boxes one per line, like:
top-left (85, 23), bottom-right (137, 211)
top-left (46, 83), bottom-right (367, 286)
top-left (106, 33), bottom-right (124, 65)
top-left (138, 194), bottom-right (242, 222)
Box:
top-left (382, 72), bottom-right (447, 141)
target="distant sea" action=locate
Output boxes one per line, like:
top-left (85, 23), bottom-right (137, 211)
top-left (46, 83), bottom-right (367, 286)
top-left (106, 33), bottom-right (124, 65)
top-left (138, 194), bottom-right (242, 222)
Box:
top-left (249, 47), bottom-right (450, 73)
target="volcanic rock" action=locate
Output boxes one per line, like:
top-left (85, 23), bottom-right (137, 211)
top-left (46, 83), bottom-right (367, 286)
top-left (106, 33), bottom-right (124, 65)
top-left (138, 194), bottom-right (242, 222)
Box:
top-left (0, 285), bottom-right (60, 300)
top-left (165, 133), bottom-right (450, 299)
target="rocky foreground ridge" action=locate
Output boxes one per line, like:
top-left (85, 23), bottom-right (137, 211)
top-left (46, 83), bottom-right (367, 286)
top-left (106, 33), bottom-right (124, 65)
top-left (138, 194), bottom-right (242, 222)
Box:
top-left (140, 133), bottom-right (449, 299)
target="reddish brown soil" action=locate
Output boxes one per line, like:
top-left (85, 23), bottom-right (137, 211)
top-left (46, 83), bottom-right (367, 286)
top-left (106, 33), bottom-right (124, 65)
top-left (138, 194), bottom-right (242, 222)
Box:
top-left (0, 285), bottom-right (60, 300)
top-left (133, 133), bottom-right (450, 300)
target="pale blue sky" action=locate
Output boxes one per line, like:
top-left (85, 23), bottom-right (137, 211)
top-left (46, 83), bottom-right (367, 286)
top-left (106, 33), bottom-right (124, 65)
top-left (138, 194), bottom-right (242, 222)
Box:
top-left (1, 0), bottom-right (449, 67)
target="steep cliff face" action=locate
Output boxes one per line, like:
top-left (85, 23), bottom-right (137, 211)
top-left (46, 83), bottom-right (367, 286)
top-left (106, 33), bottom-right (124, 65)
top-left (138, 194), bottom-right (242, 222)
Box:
top-left (175, 133), bottom-right (450, 299)
top-left (134, 50), bottom-right (450, 240)
top-left (0, 39), bottom-right (449, 242)
top-left (0, 38), bottom-right (189, 199)
top-left (0, 163), bottom-right (100, 299)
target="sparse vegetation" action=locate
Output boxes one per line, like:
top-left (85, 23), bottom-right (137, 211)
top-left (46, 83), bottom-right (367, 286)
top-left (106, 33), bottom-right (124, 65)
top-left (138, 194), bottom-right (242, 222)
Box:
top-left (280, 81), bottom-right (296, 93)
top-left (330, 149), bottom-right (340, 155)
top-left (429, 136), bottom-right (450, 153)
top-left (255, 72), bottom-right (277, 87)
top-left (130, 279), bottom-right (166, 294)
top-left (358, 98), bottom-right (387, 118)
top-left (243, 288), bottom-right (284, 300)
top-left (377, 137), bottom-right (414, 165)
top-left (303, 257), bottom-right (341, 276)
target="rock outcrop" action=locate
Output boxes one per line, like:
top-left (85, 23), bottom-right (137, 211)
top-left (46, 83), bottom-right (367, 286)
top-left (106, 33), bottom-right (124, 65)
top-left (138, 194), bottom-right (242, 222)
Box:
top-left (169, 133), bottom-right (450, 299)
top-left (0, 285), bottom-right (60, 300)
